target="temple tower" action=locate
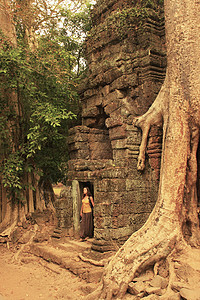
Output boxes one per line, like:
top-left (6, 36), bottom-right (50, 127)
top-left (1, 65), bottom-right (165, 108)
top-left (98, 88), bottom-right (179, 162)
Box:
top-left (67, 0), bottom-right (166, 251)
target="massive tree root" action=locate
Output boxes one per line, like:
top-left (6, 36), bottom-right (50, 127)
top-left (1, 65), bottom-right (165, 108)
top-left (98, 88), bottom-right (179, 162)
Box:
top-left (85, 1), bottom-right (200, 298)
top-left (86, 68), bottom-right (200, 299)
top-left (0, 194), bottom-right (19, 242)
top-left (88, 200), bottom-right (200, 299)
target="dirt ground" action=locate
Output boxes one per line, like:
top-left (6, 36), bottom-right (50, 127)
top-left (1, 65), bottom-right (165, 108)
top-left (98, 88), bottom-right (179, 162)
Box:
top-left (0, 245), bottom-right (89, 300)
top-left (1, 240), bottom-right (200, 300)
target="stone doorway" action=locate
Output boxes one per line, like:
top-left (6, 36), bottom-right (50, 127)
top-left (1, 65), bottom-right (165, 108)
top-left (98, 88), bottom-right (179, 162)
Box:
top-left (79, 181), bottom-right (94, 199)
top-left (72, 180), bottom-right (94, 237)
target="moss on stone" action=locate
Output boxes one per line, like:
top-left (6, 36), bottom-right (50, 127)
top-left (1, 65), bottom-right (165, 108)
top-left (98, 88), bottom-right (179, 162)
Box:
top-left (89, 2), bottom-right (164, 44)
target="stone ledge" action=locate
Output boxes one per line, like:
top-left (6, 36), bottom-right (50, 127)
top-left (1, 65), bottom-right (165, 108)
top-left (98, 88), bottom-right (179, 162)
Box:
top-left (30, 240), bottom-right (104, 283)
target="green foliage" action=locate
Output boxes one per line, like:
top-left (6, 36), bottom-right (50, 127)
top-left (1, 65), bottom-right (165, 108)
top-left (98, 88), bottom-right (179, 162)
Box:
top-left (0, 1), bottom-right (94, 201)
top-left (26, 103), bottom-right (76, 182)
top-left (140, 0), bottom-right (164, 9)
top-left (1, 152), bottom-right (24, 201)
top-left (89, 0), bottom-right (164, 41)
top-left (0, 116), bottom-right (10, 156)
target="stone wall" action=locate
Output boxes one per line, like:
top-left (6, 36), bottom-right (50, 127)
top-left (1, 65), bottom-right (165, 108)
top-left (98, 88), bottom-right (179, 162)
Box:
top-left (67, 0), bottom-right (166, 251)
top-left (54, 186), bottom-right (73, 228)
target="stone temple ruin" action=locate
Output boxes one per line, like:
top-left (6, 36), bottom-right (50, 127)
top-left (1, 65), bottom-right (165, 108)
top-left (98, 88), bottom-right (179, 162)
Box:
top-left (56, 0), bottom-right (166, 251)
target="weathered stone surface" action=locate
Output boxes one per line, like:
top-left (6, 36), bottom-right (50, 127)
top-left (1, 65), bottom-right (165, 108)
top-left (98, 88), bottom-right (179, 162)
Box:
top-left (54, 186), bottom-right (73, 228)
top-left (180, 288), bottom-right (200, 300)
top-left (109, 126), bottom-right (127, 140)
top-left (142, 295), bottom-right (159, 300)
top-left (149, 275), bottom-right (168, 289)
top-left (30, 239), bottom-right (104, 283)
top-left (146, 286), bottom-right (162, 296)
top-left (64, 0), bottom-right (166, 250)
top-left (128, 281), bottom-right (147, 295)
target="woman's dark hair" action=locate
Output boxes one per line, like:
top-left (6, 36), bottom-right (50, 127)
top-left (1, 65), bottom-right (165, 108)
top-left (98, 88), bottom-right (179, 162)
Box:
top-left (82, 186), bottom-right (92, 199)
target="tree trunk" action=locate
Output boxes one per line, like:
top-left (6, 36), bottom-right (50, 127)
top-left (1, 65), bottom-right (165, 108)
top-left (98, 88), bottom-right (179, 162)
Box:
top-left (0, 0), bottom-right (48, 234)
top-left (0, 0), bottom-right (17, 46)
top-left (28, 172), bottom-right (35, 213)
top-left (0, 0), bottom-right (20, 232)
top-left (88, 0), bottom-right (200, 299)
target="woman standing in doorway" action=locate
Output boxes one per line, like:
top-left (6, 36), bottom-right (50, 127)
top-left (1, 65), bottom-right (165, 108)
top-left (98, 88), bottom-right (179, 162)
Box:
top-left (80, 187), bottom-right (94, 241)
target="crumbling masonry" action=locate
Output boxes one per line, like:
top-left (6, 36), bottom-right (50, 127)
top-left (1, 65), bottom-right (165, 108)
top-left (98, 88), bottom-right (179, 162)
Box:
top-left (65, 0), bottom-right (166, 251)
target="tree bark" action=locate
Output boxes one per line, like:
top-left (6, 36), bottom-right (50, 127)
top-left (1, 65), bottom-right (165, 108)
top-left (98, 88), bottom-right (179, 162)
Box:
top-left (0, 0), bottom-right (19, 231)
top-left (28, 172), bottom-right (35, 213)
top-left (0, 0), bottom-right (48, 233)
top-left (0, 0), bottom-right (17, 46)
top-left (88, 0), bottom-right (200, 299)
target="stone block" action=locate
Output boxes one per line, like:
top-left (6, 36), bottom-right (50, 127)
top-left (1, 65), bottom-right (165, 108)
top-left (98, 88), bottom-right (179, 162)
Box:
top-left (113, 149), bottom-right (128, 160)
top-left (102, 216), bottom-right (112, 227)
top-left (127, 73), bottom-right (138, 87)
top-left (111, 139), bottom-right (127, 149)
top-left (87, 270), bottom-right (103, 283)
top-left (105, 116), bottom-right (123, 128)
top-left (110, 75), bottom-right (129, 91)
top-left (146, 286), bottom-right (162, 296)
top-left (92, 67), bottom-right (122, 86)
top-left (69, 149), bottom-right (90, 160)
top-left (89, 133), bottom-right (108, 143)
top-left (180, 288), bottom-right (200, 300)
top-left (127, 134), bottom-right (141, 146)
top-left (148, 156), bottom-right (161, 170)
top-left (68, 142), bottom-right (88, 151)
top-left (95, 226), bottom-right (133, 241)
top-left (104, 100), bottom-right (120, 115)
top-left (109, 126), bottom-right (127, 140)
top-left (83, 88), bottom-right (98, 98)
top-left (128, 281), bottom-right (146, 295)
top-left (97, 202), bottom-right (112, 216)
top-left (91, 238), bottom-right (118, 252)
top-left (133, 270), bottom-right (154, 282)
top-left (126, 179), bottom-right (146, 191)
top-left (95, 178), bottom-right (126, 193)
top-left (95, 179), bottom-right (109, 192)
top-left (109, 178), bottom-right (126, 192)
top-left (116, 214), bottom-right (129, 227)
top-left (83, 118), bottom-right (98, 127)
top-left (94, 191), bottom-right (123, 204)
top-left (103, 89), bottom-right (125, 106)
top-left (112, 217), bottom-right (118, 228)
top-left (68, 126), bottom-right (90, 135)
top-left (101, 85), bottom-right (110, 97)
top-left (99, 167), bottom-right (127, 179)
top-left (68, 160), bottom-right (88, 171)
top-left (90, 141), bottom-right (112, 159)
top-left (68, 133), bottom-right (89, 144)
top-left (150, 275), bottom-right (168, 289)
top-left (82, 106), bottom-right (99, 118)
top-left (104, 67), bottom-right (123, 84)
top-left (94, 216), bottom-right (104, 228)
top-left (127, 145), bottom-right (140, 154)
top-left (112, 204), bottom-right (122, 217)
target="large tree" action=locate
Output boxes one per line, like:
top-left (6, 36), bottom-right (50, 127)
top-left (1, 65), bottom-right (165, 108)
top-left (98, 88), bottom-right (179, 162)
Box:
top-left (0, 0), bottom-right (92, 234)
top-left (88, 0), bottom-right (200, 299)
top-left (0, 0), bottom-right (22, 230)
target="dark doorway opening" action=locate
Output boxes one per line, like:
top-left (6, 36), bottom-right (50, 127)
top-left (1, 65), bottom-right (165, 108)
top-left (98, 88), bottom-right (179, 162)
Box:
top-left (79, 181), bottom-right (94, 237)
top-left (79, 181), bottom-right (94, 199)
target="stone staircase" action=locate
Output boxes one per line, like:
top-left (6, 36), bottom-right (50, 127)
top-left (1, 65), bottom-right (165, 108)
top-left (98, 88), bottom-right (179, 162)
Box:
top-left (51, 228), bottom-right (63, 239)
